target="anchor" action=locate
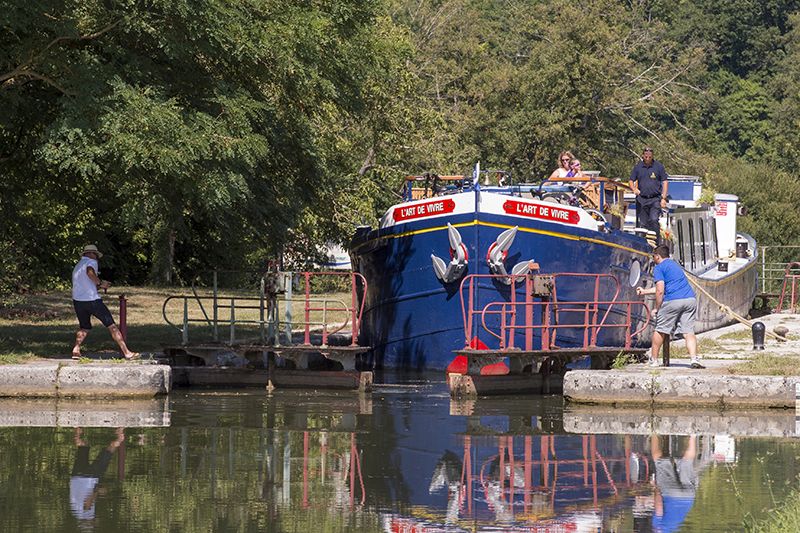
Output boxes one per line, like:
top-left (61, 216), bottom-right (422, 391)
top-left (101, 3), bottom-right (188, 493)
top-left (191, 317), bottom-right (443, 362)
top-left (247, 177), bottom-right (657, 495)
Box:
top-left (486, 226), bottom-right (534, 284)
top-left (431, 223), bottom-right (468, 284)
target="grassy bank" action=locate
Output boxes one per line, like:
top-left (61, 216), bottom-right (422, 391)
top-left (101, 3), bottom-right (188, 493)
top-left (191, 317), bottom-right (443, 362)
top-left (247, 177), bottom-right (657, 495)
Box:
top-left (0, 286), bottom-right (352, 362)
top-left (728, 354), bottom-right (800, 376)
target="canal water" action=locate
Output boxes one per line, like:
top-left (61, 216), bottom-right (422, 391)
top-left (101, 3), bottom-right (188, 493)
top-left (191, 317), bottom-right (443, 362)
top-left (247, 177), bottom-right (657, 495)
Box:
top-left (1, 380), bottom-right (798, 532)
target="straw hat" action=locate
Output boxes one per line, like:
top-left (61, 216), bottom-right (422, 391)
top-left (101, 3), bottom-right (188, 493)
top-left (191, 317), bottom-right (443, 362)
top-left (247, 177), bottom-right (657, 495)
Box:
top-left (82, 244), bottom-right (103, 258)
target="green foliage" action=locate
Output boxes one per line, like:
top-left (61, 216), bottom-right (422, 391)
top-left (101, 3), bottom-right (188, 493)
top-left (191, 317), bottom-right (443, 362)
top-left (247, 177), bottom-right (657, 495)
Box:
top-left (701, 156), bottom-right (800, 247)
top-left (611, 351), bottom-right (633, 369)
top-left (3, 0), bottom-right (800, 293)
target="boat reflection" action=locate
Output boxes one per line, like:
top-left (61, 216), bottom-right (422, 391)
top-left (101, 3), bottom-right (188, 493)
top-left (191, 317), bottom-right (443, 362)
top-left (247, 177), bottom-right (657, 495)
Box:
top-left (249, 393), bottom-right (735, 532)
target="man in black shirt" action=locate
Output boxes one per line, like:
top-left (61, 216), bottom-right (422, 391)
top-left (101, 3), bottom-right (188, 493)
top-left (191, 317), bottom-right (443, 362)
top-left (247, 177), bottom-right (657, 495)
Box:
top-left (629, 147), bottom-right (669, 243)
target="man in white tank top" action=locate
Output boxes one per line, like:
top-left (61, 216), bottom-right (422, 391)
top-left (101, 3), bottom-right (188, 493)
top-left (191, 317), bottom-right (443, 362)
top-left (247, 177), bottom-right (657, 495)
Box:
top-left (71, 244), bottom-right (139, 360)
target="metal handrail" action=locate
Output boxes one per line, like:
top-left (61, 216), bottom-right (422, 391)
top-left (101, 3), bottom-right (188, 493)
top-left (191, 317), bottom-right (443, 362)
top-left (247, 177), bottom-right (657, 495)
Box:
top-left (479, 299), bottom-right (651, 350)
top-left (760, 245), bottom-right (800, 293)
top-left (459, 272), bottom-right (649, 351)
top-left (161, 271), bottom-right (368, 347)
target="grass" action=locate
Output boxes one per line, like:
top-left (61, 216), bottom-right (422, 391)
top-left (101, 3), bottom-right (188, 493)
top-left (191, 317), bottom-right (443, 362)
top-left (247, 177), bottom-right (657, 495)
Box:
top-left (718, 329), bottom-right (754, 341)
top-left (728, 353), bottom-right (800, 376)
top-left (0, 286), bottom-right (354, 362)
top-left (666, 338), bottom-right (727, 357)
top-left (718, 329), bottom-right (798, 342)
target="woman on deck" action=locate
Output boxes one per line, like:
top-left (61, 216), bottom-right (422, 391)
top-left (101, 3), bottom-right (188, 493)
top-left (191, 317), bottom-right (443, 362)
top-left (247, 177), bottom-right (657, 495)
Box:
top-left (549, 151), bottom-right (575, 179)
top-left (566, 159), bottom-right (586, 178)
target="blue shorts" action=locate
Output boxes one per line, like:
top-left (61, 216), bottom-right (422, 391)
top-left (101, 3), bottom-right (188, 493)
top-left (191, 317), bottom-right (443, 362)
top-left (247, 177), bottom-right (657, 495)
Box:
top-left (73, 299), bottom-right (115, 330)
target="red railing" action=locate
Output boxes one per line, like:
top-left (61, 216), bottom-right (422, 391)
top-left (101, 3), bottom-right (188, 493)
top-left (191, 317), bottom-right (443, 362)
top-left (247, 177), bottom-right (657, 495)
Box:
top-left (776, 262), bottom-right (800, 313)
top-left (460, 272), bottom-right (650, 351)
top-left (300, 271), bottom-right (367, 347)
top-left (459, 434), bottom-right (651, 515)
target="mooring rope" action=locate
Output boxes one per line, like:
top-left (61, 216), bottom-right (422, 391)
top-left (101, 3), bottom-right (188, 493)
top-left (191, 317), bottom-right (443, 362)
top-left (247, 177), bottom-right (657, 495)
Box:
top-left (685, 276), bottom-right (787, 342)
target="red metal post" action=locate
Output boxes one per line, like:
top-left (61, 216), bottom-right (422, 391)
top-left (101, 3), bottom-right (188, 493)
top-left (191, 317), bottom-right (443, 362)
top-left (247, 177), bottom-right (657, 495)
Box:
top-left (304, 272), bottom-right (311, 345)
top-left (525, 276), bottom-right (533, 351)
top-left (583, 303), bottom-right (590, 348)
top-left (467, 278), bottom-right (475, 344)
top-left (542, 301), bottom-right (551, 351)
top-left (625, 304), bottom-right (633, 349)
top-left (118, 294), bottom-right (127, 341)
top-left (350, 272), bottom-right (358, 346)
top-left (501, 304), bottom-right (508, 349)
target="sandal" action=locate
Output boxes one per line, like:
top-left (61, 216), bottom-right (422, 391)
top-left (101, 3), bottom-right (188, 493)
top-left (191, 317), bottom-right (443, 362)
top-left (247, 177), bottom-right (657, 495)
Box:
top-left (71, 354), bottom-right (81, 361)
top-left (124, 352), bottom-right (141, 361)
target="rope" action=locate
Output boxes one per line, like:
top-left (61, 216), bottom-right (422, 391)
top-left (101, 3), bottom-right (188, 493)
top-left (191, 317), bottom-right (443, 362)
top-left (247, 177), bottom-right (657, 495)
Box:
top-left (685, 276), bottom-right (787, 342)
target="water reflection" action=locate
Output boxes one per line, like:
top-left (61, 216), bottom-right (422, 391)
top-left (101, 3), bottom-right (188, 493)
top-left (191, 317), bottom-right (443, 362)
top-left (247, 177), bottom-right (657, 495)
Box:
top-left (0, 386), bottom-right (798, 532)
top-left (70, 428), bottom-right (125, 525)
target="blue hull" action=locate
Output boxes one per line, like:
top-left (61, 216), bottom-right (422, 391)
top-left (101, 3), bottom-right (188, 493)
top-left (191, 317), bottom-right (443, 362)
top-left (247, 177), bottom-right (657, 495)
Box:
top-left (351, 202), bottom-right (653, 371)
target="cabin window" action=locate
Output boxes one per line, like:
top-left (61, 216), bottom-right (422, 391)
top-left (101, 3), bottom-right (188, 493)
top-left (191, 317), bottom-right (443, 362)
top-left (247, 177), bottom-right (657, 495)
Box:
top-left (688, 219), bottom-right (696, 269)
top-left (699, 220), bottom-right (706, 264)
top-left (711, 218), bottom-right (718, 258)
top-left (677, 220), bottom-right (685, 265)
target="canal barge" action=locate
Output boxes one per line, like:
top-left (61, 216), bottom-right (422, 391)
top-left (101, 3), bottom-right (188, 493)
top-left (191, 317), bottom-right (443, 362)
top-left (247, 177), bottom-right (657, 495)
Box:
top-left (350, 166), bottom-right (757, 371)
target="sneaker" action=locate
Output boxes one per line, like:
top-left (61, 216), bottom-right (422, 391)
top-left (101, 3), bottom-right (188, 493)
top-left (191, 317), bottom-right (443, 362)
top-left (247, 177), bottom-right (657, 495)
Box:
top-left (690, 361), bottom-right (705, 369)
top-left (649, 359), bottom-right (661, 367)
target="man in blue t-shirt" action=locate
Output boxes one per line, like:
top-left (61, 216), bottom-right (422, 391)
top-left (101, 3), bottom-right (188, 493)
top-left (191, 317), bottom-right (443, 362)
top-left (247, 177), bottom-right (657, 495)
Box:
top-left (629, 147), bottom-right (669, 243)
top-left (636, 245), bottom-right (703, 368)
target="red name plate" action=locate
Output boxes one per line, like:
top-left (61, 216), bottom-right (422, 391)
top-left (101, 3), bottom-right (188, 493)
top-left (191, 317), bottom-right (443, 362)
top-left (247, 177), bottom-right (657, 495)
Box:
top-left (394, 198), bottom-right (456, 221)
top-left (502, 199), bottom-right (580, 224)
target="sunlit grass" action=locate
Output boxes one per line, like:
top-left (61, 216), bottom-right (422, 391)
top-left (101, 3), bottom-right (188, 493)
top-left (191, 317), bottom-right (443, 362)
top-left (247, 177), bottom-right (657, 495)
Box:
top-left (718, 329), bottom-right (798, 342)
top-left (728, 354), bottom-right (800, 376)
top-left (718, 329), bottom-right (754, 341)
top-left (667, 338), bottom-right (727, 357)
top-left (0, 353), bottom-right (37, 365)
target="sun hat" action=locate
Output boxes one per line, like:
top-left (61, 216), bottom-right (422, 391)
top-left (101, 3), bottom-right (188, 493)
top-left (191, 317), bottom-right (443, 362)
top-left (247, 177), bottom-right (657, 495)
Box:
top-left (82, 244), bottom-right (103, 258)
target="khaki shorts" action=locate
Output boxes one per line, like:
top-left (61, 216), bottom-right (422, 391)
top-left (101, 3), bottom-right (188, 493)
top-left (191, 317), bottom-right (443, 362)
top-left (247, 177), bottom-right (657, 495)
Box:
top-left (655, 297), bottom-right (696, 335)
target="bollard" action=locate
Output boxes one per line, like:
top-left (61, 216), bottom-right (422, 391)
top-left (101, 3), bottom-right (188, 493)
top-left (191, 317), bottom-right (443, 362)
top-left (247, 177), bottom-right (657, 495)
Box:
top-left (752, 321), bottom-right (766, 350)
top-left (118, 294), bottom-right (127, 341)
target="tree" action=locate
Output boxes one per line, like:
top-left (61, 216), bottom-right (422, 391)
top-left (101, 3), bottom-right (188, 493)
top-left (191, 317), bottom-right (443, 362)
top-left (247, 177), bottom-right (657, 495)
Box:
top-left (2, 0), bottom-right (409, 287)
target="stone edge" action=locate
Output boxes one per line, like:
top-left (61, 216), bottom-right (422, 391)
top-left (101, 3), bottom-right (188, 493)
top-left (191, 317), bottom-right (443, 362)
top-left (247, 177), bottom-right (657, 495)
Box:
top-left (563, 370), bottom-right (800, 408)
top-left (0, 364), bottom-right (170, 398)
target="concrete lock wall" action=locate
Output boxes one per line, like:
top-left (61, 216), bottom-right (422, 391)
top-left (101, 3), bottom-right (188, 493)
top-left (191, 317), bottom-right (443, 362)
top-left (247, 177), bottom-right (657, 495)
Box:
top-left (0, 363), bottom-right (170, 398)
top-left (564, 370), bottom-right (800, 408)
